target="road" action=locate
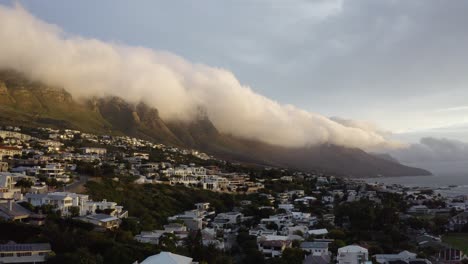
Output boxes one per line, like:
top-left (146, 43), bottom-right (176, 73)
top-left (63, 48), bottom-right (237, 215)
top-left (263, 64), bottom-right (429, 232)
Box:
top-left (64, 175), bottom-right (90, 193)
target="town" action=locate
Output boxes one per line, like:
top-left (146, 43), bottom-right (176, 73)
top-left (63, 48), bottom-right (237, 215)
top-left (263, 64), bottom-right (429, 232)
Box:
top-left (0, 125), bottom-right (467, 264)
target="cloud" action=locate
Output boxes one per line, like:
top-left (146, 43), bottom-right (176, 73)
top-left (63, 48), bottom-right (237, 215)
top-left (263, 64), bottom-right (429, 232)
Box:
top-left (389, 137), bottom-right (468, 164)
top-left (434, 105), bottom-right (468, 113)
top-left (0, 3), bottom-right (401, 149)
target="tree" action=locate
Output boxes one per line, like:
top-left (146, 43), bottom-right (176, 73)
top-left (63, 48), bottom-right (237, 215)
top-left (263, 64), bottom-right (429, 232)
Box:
top-left (329, 240), bottom-right (346, 254)
top-left (328, 229), bottom-right (346, 240)
top-left (280, 248), bottom-right (305, 264)
top-left (120, 218), bottom-right (140, 235)
top-left (266, 222), bottom-right (279, 231)
top-left (159, 233), bottom-right (177, 252)
top-left (69, 206), bottom-right (80, 217)
top-left (15, 178), bottom-right (33, 189)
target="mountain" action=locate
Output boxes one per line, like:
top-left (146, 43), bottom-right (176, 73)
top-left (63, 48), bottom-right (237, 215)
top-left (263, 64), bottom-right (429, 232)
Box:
top-left (0, 70), bottom-right (431, 177)
top-left (371, 153), bottom-right (401, 164)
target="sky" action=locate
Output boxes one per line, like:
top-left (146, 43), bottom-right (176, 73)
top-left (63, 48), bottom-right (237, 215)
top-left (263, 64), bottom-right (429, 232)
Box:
top-left (1, 1), bottom-right (468, 169)
top-left (13, 0), bottom-right (468, 140)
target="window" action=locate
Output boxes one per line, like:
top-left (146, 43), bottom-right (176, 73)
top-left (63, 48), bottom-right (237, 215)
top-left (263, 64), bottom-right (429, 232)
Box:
top-left (17, 252), bottom-right (32, 257)
top-left (1, 253), bottom-right (14, 257)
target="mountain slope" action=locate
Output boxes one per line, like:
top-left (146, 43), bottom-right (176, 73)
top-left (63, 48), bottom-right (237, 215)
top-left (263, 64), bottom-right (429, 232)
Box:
top-left (0, 70), bottom-right (431, 177)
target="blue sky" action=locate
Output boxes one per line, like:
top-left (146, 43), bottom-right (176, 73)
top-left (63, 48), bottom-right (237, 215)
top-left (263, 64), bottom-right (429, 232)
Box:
top-left (9, 0), bottom-right (468, 141)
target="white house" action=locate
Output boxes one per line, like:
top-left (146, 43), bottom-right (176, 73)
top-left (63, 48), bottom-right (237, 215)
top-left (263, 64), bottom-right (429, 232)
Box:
top-left (135, 230), bottom-right (166, 245)
top-left (37, 163), bottom-right (69, 182)
top-left (308, 228), bottom-right (328, 238)
top-left (0, 242), bottom-right (52, 263)
top-left (86, 199), bottom-right (128, 218)
top-left (374, 250), bottom-right (417, 264)
top-left (337, 245), bottom-right (369, 264)
top-left (25, 192), bottom-right (126, 218)
top-left (168, 210), bottom-right (204, 230)
top-left (213, 212), bottom-right (243, 227)
top-left (407, 205), bottom-right (429, 215)
top-left (75, 213), bottom-right (121, 230)
top-left (135, 224), bottom-right (188, 245)
top-left (322, 195), bottom-right (335, 204)
top-left (0, 174), bottom-right (22, 200)
top-left (278, 203), bottom-right (295, 212)
top-left (25, 192), bottom-right (89, 216)
top-left (139, 251), bottom-right (193, 264)
top-left (80, 147), bottom-right (107, 155)
top-left (301, 241), bottom-right (330, 256)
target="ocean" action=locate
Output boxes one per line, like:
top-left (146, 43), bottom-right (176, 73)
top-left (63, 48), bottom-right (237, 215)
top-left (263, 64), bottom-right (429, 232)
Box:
top-left (364, 161), bottom-right (468, 197)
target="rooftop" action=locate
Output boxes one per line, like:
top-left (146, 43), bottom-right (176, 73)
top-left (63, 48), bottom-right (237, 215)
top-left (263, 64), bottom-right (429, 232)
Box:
top-left (0, 242), bottom-right (51, 252)
top-left (301, 241), bottom-right (330, 249)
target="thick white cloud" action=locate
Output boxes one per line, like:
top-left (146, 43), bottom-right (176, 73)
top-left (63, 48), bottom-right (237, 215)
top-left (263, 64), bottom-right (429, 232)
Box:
top-left (0, 3), bottom-right (401, 149)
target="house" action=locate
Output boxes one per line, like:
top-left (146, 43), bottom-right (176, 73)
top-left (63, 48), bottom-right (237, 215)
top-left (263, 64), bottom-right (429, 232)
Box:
top-left (139, 251), bottom-right (193, 264)
top-left (282, 225), bottom-right (308, 236)
top-left (26, 192), bottom-right (128, 218)
top-left (163, 223), bottom-right (187, 232)
top-left (249, 226), bottom-right (277, 237)
top-left (0, 161), bottom-right (8, 172)
top-left (447, 202), bottom-right (466, 211)
top-left (0, 242), bottom-right (52, 263)
top-left (449, 211), bottom-right (468, 231)
top-left (0, 174), bottom-right (22, 200)
top-left (168, 210), bottom-right (204, 230)
top-left (307, 228), bottom-right (328, 238)
top-left (303, 254), bottom-right (331, 264)
top-left (135, 230), bottom-right (166, 245)
top-left (25, 192), bottom-right (89, 216)
top-left (374, 250), bottom-right (417, 264)
top-left (0, 131), bottom-right (31, 141)
top-left (435, 244), bottom-right (465, 262)
top-left (37, 163), bottom-right (69, 182)
top-left (294, 196), bottom-right (317, 205)
top-left (135, 224), bottom-right (188, 245)
top-left (301, 241), bottom-right (330, 256)
top-left (322, 214), bottom-right (335, 225)
top-left (407, 205), bottom-right (429, 215)
top-left (337, 245), bottom-right (369, 264)
top-left (212, 212), bottom-right (243, 228)
top-left (258, 239), bottom-right (292, 258)
top-left (278, 204), bottom-right (295, 212)
top-left (417, 234), bottom-right (465, 263)
top-left (260, 214), bottom-right (294, 230)
top-left (0, 146), bottom-right (22, 159)
top-left (0, 200), bottom-right (31, 221)
top-left (201, 228), bottom-right (224, 250)
top-left (80, 147), bottom-right (107, 155)
top-left (86, 199), bottom-right (128, 218)
top-left (322, 195), bottom-right (334, 204)
top-left (75, 213), bottom-right (121, 229)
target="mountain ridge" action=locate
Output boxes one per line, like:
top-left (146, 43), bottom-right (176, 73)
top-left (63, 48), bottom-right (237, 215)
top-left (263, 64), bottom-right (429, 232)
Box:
top-left (0, 70), bottom-right (431, 177)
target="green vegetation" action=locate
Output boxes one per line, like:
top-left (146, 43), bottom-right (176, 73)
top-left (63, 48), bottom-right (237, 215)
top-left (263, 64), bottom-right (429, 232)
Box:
top-left (442, 233), bottom-right (468, 253)
top-left (85, 178), bottom-right (242, 230)
top-left (334, 198), bottom-right (411, 253)
top-left (1, 181), bottom-right (240, 263)
top-left (0, 218), bottom-right (156, 264)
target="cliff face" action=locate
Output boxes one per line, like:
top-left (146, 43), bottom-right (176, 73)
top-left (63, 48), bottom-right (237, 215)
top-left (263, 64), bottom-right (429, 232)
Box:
top-left (0, 70), bottom-right (431, 177)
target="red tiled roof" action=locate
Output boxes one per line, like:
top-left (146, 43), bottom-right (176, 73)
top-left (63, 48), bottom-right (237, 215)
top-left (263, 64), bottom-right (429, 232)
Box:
top-left (0, 146), bottom-right (21, 150)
